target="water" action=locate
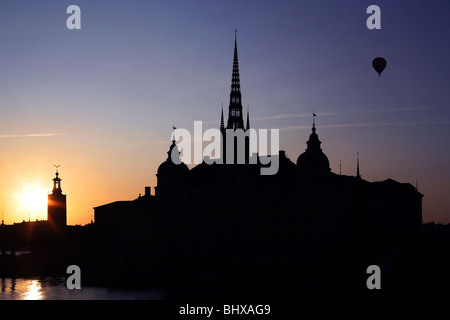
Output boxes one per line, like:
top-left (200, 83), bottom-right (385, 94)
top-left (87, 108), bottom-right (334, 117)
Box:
top-left (0, 277), bottom-right (165, 300)
top-left (0, 251), bottom-right (32, 256)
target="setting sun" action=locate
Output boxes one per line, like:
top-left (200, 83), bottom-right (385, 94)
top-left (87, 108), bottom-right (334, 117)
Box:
top-left (14, 182), bottom-right (48, 221)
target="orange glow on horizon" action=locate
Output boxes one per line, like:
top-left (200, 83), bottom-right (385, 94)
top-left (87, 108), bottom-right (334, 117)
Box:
top-left (0, 139), bottom-right (161, 226)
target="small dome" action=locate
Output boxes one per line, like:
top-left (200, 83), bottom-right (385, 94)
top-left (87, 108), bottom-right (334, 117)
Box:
top-left (157, 139), bottom-right (189, 187)
top-left (296, 125), bottom-right (330, 175)
top-left (157, 159), bottom-right (189, 175)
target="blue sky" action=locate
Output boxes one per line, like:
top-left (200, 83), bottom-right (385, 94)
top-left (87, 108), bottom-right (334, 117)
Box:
top-left (1, 0), bottom-right (449, 224)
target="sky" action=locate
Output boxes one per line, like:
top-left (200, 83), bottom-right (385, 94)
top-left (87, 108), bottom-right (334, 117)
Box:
top-left (0, 0), bottom-right (449, 225)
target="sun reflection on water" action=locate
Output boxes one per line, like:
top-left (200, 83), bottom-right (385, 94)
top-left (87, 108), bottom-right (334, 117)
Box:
top-left (1, 277), bottom-right (165, 300)
top-left (21, 280), bottom-right (43, 300)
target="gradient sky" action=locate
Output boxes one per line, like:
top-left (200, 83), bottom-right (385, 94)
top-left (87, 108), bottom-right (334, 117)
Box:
top-left (1, 0), bottom-right (449, 225)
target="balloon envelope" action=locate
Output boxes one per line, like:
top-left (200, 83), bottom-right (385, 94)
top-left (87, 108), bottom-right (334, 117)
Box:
top-left (372, 57), bottom-right (386, 76)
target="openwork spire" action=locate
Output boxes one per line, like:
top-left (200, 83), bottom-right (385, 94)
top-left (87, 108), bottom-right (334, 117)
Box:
top-left (231, 29), bottom-right (240, 93)
top-left (226, 29), bottom-right (244, 130)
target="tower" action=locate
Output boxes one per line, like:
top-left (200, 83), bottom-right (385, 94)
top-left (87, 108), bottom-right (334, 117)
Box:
top-left (48, 166), bottom-right (67, 230)
top-left (221, 30), bottom-right (251, 164)
top-left (226, 30), bottom-right (245, 130)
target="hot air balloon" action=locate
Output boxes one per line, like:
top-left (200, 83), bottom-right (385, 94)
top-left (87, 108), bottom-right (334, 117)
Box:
top-left (372, 57), bottom-right (386, 76)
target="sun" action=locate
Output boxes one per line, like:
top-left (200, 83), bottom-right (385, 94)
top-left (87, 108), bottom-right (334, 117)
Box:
top-left (14, 182), bottom-right (48, 221)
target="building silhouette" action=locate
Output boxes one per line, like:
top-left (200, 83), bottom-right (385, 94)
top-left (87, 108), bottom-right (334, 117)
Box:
top-left (92, 34), bottom-right (423, 297)
top-left (0, 169), bottom-right (68, 248)
top-left (48, 168), bottom-right (67, 231)
top-left (0, 33), bottom-right (428, 298)
top-left (0, 169), bottom-right (74, 277)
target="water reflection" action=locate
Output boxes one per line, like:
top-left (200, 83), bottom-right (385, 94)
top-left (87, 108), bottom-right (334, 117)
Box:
top-left (21, 280), bottom-right (43, 300)
top-left (0, 277), bottom-right (165, 300)
top-left (1, 277), bottom-right (16, 297)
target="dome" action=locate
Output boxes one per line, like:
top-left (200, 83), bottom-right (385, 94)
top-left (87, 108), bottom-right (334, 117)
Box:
top-left (296, 125), bottom-right (330, 175)
top-left (157, 139), bottom-right (189, 187)
top-left (157, 159), bottom-right (189, 175)
top-left (296, 150), bottom-right (330, 171)
top-left (157, 140), bottom-right (189, 175)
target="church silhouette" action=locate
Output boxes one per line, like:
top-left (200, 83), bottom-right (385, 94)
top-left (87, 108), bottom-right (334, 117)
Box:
top-left (92, 33), bottom-right (423, 298)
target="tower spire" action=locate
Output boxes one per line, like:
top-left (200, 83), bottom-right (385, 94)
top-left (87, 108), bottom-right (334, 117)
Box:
top-left (232, 29), bottom-right (240, 93)
top-left (226, 29), bottom-right (244, 130)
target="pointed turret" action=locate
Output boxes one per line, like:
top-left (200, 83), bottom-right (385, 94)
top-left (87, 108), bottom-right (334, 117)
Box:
top-left (246, 106), bottom-right (250, 130)
top-left (220, 104), bottom-right (225, 131)
top-left (356, 152), bottom-right (361, 179)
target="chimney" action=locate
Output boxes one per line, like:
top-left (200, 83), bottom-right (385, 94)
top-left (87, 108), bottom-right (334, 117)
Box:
top-left (145, 186), bottom-right (151, 196)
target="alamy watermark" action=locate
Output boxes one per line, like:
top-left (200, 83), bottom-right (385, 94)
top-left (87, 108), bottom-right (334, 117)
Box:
top-left (171, 121), bottom-right (279, 175)
top-left (66, 265), bottom-right (81, 289)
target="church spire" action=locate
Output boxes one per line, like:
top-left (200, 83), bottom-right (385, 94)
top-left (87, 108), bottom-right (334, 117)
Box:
top-left (356, 152), bottom-right (361, 179)
top-left (226, 29), bottom-right (244, 130)
top-left (232, 29), bottom-right (239, 92)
